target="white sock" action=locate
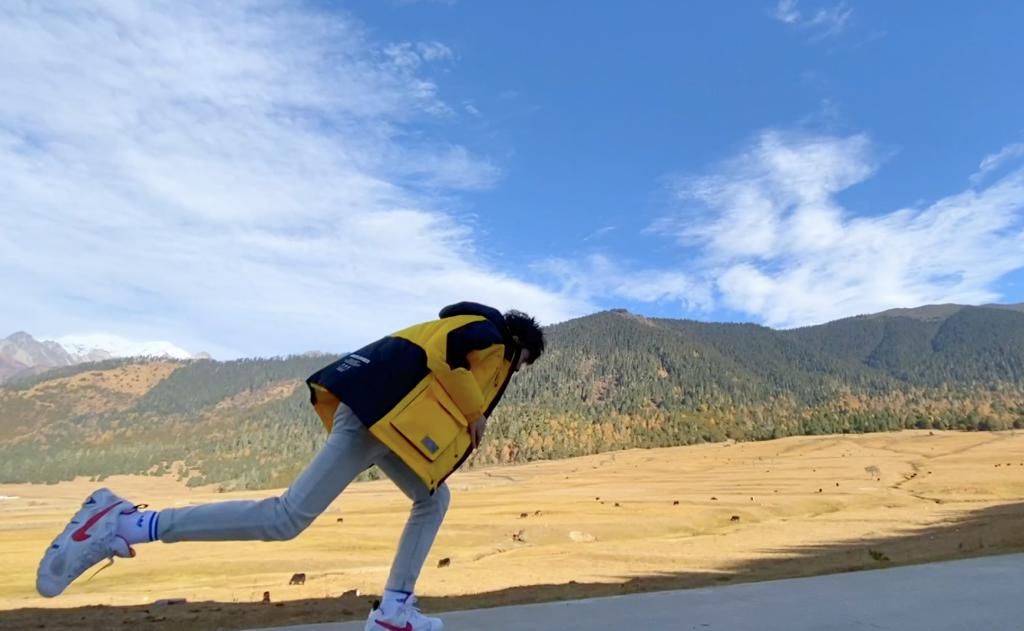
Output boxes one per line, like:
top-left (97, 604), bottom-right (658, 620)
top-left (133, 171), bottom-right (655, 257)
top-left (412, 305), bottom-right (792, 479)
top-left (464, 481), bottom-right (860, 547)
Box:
top-left (380, 589), bottom-right (411, 615)
top-left (116, 509), bottom-right (160, 545)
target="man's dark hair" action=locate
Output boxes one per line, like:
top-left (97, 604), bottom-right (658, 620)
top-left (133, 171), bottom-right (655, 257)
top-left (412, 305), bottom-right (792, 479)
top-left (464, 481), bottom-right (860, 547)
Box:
top-left (504, 310), bottom-right (545, 364)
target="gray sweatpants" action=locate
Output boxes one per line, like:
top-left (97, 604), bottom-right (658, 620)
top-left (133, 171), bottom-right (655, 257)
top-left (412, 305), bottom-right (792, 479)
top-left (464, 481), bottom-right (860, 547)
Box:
top-left (156, 404), bottom-right (450, 593)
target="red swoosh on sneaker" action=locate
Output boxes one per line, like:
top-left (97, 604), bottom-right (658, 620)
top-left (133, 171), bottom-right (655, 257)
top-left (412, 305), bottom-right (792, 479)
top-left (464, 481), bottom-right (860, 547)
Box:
top-left (71, 501), bottom-right (123, 542)
top-left (374, 619), bottom-right (413, 631)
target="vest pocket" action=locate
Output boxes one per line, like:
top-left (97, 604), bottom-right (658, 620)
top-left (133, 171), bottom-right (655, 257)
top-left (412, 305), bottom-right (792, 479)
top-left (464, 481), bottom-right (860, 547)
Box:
top-left (390, 381), bottom-right (466, 462)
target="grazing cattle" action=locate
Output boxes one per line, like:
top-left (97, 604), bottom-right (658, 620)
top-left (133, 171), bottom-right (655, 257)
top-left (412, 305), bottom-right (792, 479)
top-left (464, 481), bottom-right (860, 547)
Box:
top-left (336, 517), bottom-right (344, 523)
top-left (673, 500), bottom-right (680, 506)
top-left (289, 573), bottom-right (306, 585)
top-left (730, 515), bottom-right (740, 522)
top-left (512, 529), bottom-right (527, 543)
top-left (520, 512), bottom-right (529, 518)
top-left (437, 557), bottom-right (451, 568)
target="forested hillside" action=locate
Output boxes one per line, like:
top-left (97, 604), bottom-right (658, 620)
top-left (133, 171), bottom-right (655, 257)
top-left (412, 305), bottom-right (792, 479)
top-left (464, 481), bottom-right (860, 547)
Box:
top-left (1, 305), bottom-right (1022, 489)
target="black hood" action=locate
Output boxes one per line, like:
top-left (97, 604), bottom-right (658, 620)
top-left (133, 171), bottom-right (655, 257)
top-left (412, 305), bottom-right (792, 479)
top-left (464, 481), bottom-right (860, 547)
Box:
top-left (438, 301), bottom-right (510, 338)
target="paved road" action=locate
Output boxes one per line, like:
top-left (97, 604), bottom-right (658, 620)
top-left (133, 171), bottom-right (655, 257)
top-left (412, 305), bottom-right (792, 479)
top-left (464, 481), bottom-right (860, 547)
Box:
top-left (250, 553), bottom-right (1024, 630)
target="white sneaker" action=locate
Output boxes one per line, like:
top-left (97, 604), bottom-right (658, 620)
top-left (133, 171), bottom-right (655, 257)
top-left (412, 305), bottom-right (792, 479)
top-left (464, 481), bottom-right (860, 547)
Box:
top-left (36, 488), bottom-right (138, 597)
top-left (364, 595), bottom-right (444, 631)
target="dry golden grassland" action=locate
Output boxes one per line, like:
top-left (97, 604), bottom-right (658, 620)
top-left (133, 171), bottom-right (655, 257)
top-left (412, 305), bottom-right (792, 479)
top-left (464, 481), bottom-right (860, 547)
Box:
top-left (1, 430), bottom-right (1023, 630)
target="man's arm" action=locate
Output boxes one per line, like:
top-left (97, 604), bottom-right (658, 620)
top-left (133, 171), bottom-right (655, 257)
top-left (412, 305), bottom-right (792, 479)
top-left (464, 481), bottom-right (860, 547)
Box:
top-left (469, 415), bottom-right (488, 448)
top-left (429, 319), bottom-right (504, 422)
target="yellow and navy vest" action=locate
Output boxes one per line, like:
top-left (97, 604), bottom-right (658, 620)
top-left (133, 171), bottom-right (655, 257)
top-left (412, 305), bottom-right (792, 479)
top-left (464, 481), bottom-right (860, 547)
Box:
top-left (306, 302), bottom-right (519, 493)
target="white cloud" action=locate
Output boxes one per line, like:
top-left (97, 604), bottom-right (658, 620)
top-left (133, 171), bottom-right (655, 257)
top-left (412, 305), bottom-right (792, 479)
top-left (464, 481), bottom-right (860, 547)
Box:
top-left (806, 4), bottom-right (853, 40)
top-left (414, 145), bottom-right (501, 190)
top-left (384, 41), bottom-right (454, 72)
top-left (773, 0), bottom-right (853, 41)
top-left (658, 132), bottom-right (1024, 328)
top-left (774, 0), bottom-right (801, 24)
top-left (972, 143), bottom-right (1024, 185)
top-left (666, 131), bottom-right (874, 261)
top-left (534, 255), bottom-right (713, 313)
top-left (582, 225), bottom-right (616, 241)
top-left (394, 0), bottom-right (458, 6)
top-left (0, 2), bottom-right (581, 357)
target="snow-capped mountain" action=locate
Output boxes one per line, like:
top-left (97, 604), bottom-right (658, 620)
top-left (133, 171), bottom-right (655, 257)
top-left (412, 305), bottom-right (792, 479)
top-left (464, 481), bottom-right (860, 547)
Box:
top-left (54, 334), bottom-right (193, 362)
top-left (0, 331), bottom-right (196, 384)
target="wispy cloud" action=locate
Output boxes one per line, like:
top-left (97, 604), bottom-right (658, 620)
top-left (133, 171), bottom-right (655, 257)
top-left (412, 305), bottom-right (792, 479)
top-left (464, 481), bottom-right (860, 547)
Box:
top-left (384, 41), bottom-right (455, 72)
top-left (582, 225), bottom-right (617, 242)
top-left (773, 0), bottom-right (853, 41)
top-left (394, 0), bottom-right (458, 6)
top-left (972, 143), bottom-right (1024, 185)
top-left (0, 2), bottom-right (581, 357)
top-left (656, 132), bottom-right (1024, 327)
top-left (534, 255), bottom-right (713, 313)
top-left (774, 0), bottom-right (801, 24)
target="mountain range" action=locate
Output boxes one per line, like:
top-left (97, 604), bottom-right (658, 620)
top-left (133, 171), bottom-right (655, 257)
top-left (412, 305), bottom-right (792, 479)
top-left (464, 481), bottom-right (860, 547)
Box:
top-left (1, 302), bottom-right (1023, 489)
top-left (0, 332), bottom-right (199, 385)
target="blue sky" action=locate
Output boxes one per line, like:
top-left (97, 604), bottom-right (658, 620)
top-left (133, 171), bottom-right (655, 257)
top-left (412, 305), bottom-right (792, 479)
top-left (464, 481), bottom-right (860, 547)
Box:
top-left (2, 1), bottom-right (1023, 357)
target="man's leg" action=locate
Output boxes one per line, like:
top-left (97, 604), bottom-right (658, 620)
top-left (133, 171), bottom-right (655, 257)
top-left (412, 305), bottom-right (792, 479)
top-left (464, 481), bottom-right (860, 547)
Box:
top-left (158, 404), bottom-right (386, 542)
top-left (37, 403), bottom-right (387, 598)
top-left (374, 453), bottom-right (451, 594)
